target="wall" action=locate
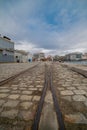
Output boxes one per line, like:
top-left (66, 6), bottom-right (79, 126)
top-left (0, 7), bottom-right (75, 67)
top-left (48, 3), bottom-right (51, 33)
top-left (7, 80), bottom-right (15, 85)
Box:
top-left (0, 55), bottom-right (14, 62)
top-left (0, 37), bottom-right (14, 50)
top-left (0, 37), bottom-right (14, 62)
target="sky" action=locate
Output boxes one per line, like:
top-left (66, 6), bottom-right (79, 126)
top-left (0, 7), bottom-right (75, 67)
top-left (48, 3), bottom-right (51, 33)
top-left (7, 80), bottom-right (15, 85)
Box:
top-left (0, 0), bottom-right (87, 56)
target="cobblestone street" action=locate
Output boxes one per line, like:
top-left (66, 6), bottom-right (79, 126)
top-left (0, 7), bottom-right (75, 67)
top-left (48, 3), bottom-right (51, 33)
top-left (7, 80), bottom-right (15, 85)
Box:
top-left (53, 62), bottom-right (87, 130)
top-left (0, 63), bottom-right (38, 82)
top-left (0, 62), bottom-right (87, 130)
top-left (0, 62), bottom-right (45, 130)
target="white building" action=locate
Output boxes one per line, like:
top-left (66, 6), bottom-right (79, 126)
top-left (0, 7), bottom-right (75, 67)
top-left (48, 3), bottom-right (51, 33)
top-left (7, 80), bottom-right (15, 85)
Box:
top-left (14, 50), bottom-right (28, 63)
top-left (33, 52), bottom-right (45, 61)
top-left (65, 52), bottom-right (82, 61)
top-left (82, 53), bottom-right (87, 60)
top-left (0, 36), bottom-right (14, 62)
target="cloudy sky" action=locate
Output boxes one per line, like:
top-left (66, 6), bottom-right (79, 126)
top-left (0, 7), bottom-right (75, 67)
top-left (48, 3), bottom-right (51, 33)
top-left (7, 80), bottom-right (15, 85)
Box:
top-left (0, 0), bottom-right (87, 55)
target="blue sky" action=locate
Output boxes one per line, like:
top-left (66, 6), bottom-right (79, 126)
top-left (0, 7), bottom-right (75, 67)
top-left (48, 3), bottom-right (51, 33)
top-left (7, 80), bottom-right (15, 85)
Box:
top-left (0, 0), bottom-right (87, 55)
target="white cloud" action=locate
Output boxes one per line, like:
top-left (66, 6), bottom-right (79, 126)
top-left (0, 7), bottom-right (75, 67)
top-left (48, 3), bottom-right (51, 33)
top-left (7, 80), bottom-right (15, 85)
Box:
top-left (0, 0), bottom-right (87, 55)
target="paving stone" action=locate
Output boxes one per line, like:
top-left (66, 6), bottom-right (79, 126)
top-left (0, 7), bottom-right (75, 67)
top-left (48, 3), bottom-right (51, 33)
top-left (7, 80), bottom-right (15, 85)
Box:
top-left (0, 86), bottom-right (8, 89)
top-left (28, 85), bottom-right (34, 88)
top-left (12, 87), bottom-right (18, 90)
top-left (62, 96), bottom-right (72, 101)
top-left (27, 81), bottom-right (33, 84)
top-left (57, 87), bottom-right (64, 90)
top-left (22, 91), bottom-right (32, 95)
top-left (64, 113), bottom-right (87, 124)
top-left (36, 81), bottom-right (41, 83)
top-left (77, 86), bottom-right (87, 90)
top-left (33, 96), bottom-right (40, 101)
top-left (19, 88), bottom-right (26, 90)
top-left (11, 90), bottom-right (20, 94)
top-left (62, 85), bottom-right (71, 88)
top-left (39, 88), bottom-right (43, 91)
top-left (73, 95), bottom-right (86, 101)
top-left (60, 90), bottom-right (74, 96)
top-left (72, 84), bottom-right (79, 87)
top-left (3, 100), bottom-right (19, 108)
top-left (0, 89), bottom-right (10, 93)
top-left (84, 101), bottom-right (87, 107)
top-left (29, 88), bottom-right (37, 91)
top-left (67, 87), bottom-right (76, 90)
top-left (73, 90), bottom-right (86, 95)
top-left (19, 111), bottom-right (34, 121)
top-left (20, 95), bottom-right (32, 101)
top-left (1, 109), bottom-right (18, 119)
top-left (36, 85), bottom-right (43, 88)
top-left (0, 94), bottom-right (8, 98)
top-left (0, 108), bottom-right (3, 113)
top-left (20, 102), bottom-right (33, 110)
top-left (8, 94), bottom-right (19, 100)
top-left (0, 100), bottom-right (5, 106)
top-left (11, 85), bottom-right (19, 87)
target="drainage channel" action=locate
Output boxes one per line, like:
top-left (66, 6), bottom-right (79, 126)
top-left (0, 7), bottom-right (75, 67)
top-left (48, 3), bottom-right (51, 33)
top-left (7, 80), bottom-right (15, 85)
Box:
top-left (32, 64), bottom-right (65, 130)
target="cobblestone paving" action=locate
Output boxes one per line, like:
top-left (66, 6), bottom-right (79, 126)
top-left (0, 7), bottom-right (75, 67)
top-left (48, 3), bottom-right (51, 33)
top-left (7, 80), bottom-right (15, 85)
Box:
top-left (0, 63), bottom-right (45, 130)
top-left (62, 63), bottom-right (87, 71)
top-left (0, 62), bottom-right (87, 130)
top-left (53, 62), bottom-right (87, 130)
top-left (0, 62), bottom-right (38, 82)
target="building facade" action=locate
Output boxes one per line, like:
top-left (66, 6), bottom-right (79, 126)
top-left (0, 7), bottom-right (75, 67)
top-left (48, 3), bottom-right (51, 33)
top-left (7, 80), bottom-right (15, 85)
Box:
top-left (33, 53), bottom-right (45, 61)
top-left (82, 53), bottom-right (87, 60)
top-left (65, 52), bottom-right (82, 61)
top-left (0, 36), bottom-right (14, 62)
top-left (14, 50), bottom-right (28, 63)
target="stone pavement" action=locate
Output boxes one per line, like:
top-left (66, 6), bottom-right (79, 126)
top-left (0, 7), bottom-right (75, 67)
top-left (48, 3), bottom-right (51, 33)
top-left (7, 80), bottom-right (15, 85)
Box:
top-left (0, 62), bottom-right (87, 130)
top-left (0, 62), bottom-right (38, 82)
top-left (62, 63), bottom-right (87, 77)
top-left (53, 62), bottom-right (87, 130)
top-left (0, 63), bottom-right (45, 130)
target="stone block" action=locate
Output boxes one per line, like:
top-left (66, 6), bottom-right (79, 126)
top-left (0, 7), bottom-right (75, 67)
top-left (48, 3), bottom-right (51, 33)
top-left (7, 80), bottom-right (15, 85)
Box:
top-left (73, 90), bottom-right (86, 95)
top-left (73, 95), bottom-right (86, 101)
top-left (60, 90), bottom-right (74, 96)
top-left (1, 109), bottom-right (18, 119)
top-left (20, 102), bottom-right (32, 110)
top-left (33, 96), bottom-right (40, 101)
top-left (3, 100), bottom-right (19, 108)
top-left (0, 94), bottom-right (8, 98)
top-left (64, 113), bottom-right (87, 124)
top-left (20, 95), bottom-right (32, 101)
top-left (8, 94), bottom-right (19, 100)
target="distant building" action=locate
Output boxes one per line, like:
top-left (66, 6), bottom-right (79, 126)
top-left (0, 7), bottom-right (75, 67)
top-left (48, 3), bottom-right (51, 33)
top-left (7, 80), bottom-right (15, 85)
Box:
top-left (82, 53), bottom-right (87, 60)
top-left (14, 50), bottom-right (28, 63)
top-left (38, 53), bottom-right (45, 61)
top-left (0, 36), bottom-right (14, 62)
top-left (53, 55), bottom-right (60, 61)
top-left (28, 52), bottom-right (33, 62)
top-left (33, 52), bottom-right (45, 61)
top-left (33, 53), bottom-right (39, 61)
top-left (65, 52), bottom-right (82, 61)
top-left (46, 55), bottom-right (53, 61)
